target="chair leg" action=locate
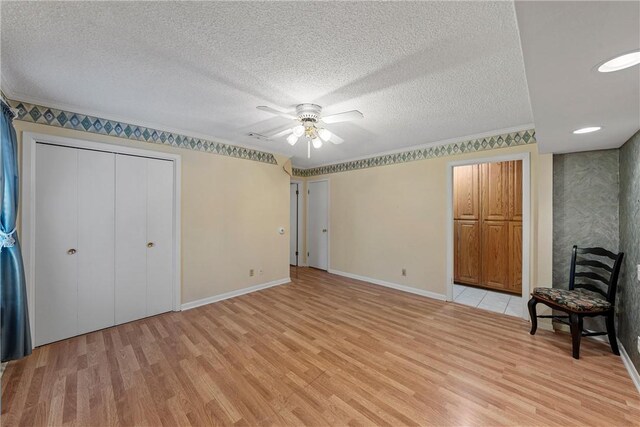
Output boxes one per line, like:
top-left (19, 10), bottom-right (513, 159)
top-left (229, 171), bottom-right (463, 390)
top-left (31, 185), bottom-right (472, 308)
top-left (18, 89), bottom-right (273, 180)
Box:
top-left (527, 298), bottom-right (538, 335)
top-left (606, 312), bottom-right (620, 356)
top-left (569, 313), bottom-right (583, 359)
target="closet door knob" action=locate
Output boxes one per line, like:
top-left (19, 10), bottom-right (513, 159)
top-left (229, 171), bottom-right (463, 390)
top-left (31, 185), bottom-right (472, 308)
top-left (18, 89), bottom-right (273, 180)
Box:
top-left (67, 248), bottom-right (77, 255)
top-left (147, 242), bottom-right (155, 248)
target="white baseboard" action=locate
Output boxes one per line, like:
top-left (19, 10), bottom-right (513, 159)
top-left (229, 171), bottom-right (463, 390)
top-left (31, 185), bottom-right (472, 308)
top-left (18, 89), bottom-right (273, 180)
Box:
top-left (328, 269), bottom-right (447, 301)
top-left (181, 277), bottom-right (291, 311)
top-left (620, 341), bottom-right (640, 394)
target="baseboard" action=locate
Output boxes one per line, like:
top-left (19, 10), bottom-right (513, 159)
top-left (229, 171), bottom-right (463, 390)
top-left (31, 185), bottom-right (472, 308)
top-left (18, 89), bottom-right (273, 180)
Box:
top-left (328, 269), bottom-right (447, 301)
top-left (181, 277), bottom-right (291, 311)
top-left (620, 341), bottom-right (640, 394)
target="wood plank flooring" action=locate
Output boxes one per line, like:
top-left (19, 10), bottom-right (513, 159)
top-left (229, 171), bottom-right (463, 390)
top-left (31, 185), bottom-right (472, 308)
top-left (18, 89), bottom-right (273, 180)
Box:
top-left (2, 267), bottom-right (639, 426)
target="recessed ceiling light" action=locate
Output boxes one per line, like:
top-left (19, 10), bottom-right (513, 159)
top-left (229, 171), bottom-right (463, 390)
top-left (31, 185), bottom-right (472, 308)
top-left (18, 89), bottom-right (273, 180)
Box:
top-left (597, 51), bottom-right (640, 73)
top-left (573, 126), bottom-right (602, 134)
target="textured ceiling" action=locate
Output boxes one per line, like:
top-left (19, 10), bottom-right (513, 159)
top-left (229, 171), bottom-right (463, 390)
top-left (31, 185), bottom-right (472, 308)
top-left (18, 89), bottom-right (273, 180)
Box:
top-left (1, 1), bottom-right (534, 167)
top-left (516, 1), bottom-right (640, 154)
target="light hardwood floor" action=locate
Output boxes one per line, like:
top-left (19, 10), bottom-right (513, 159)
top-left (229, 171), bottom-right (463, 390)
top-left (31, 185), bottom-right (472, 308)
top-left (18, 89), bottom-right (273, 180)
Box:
top-left (2, 267), bottom-right (639, 426)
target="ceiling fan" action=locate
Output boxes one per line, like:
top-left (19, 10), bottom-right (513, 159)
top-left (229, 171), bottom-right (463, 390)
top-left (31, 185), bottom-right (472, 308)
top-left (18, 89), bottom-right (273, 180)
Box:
top-left (256, 104), bottom-right (364, 158)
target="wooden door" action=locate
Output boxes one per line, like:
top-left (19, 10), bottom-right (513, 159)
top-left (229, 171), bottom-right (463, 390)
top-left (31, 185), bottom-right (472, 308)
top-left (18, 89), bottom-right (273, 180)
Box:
top-left (454, 220), bottom-right (480, 285)
top-left (453, 165), bottom-right (479, 220)
top-left (77, 150), bottom-right (116, 335)
top-left (35, 144), bottom-right (79, 346)
top-left (508, 221), bottom-right (523, 293)
top-left (481, 162), bottom-right (509, 221)
top-left (308, 181), bottom-right (329, 270)
top-left (146, 158), bottom-right (175, 316)
top-left (481, 221), bottom-right (509, 290)
top-left (509, 160), bottom-right (523, 221)
top-left (115, 155), bottom-right (148, 324)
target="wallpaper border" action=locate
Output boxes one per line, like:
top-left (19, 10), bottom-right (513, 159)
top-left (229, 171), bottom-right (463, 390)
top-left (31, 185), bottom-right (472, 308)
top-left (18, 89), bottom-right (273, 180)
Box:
top-left (5, 98), bottom-right (278, 165)
top-left (292, 128), bottom-right (536, 177)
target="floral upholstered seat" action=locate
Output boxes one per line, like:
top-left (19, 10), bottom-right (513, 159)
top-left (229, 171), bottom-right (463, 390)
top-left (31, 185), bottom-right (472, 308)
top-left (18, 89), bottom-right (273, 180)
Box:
top-left (532, 287), bottom-right (611, 312)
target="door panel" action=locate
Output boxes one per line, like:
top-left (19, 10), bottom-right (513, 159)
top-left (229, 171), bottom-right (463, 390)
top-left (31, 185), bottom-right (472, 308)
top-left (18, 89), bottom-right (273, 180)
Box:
top-left (77, 150), bottom-right (115, 334)
top-left (508, 222), bottom-right (523, 292)
top-left (115, 155), bottom-right (148, 324)
top-left (453, 165), bottom-right (479, 220)
top-left (481, 162), bottom-right (509, 221)
top-left (146, 158), bottom-right (174, 316)
top-left (308, 181), bottom-right (328, 270)
top-left (509, 160), bottom-right (523, 221)
top-left (35, 144), bottom-right (78, 345)
top-left (290, 183), bottom-right (298, 266)
top-left (454, 220), bottom-right (480, 285)
top-left (482, 221), bottom-right (509, 290)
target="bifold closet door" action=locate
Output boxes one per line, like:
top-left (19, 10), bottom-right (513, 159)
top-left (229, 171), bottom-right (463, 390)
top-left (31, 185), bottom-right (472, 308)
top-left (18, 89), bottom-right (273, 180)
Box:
top-left (35, 144), bottom-right (115, 346)
top-left (115, 155), bottom-right (174, 324)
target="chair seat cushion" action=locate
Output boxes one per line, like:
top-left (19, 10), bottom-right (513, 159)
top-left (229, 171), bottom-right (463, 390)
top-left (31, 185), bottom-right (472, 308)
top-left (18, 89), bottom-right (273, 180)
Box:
top-left (532, 287), bottom-right (611, 312)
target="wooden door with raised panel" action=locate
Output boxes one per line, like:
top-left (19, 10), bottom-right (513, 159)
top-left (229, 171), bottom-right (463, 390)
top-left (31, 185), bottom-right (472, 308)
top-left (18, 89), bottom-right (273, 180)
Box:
top-left (508, 221), bottom-right (522, 292)
top-left (509, 160), bottom-right (523, 221)
top-left (453, 164), bottom-right (479, 220)
top-left (481, 162), bottom-right (509, 221)
top-left (454, 220), bottom-right (481, 285)
top-left (481, 221), bottom-right (509, 290)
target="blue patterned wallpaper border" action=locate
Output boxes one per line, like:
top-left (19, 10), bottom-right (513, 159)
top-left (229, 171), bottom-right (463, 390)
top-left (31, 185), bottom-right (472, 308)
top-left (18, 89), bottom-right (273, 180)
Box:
top-left (5, 98), bottom-right (278, 165)
top-left (291, 129), bottom-right (536, 177)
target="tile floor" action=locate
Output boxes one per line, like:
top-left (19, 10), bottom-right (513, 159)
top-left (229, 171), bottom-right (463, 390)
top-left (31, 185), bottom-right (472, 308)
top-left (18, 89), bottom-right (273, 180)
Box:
top-left (453, 284), bottom-right (523, 318)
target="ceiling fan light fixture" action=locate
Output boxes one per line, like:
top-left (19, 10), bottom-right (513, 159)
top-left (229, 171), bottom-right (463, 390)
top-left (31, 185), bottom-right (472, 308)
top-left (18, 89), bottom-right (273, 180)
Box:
top-left (286, 134), bottom-right (299, 145)
top-left (312, 137), bottom-right (323, 149)
top-left (292, 125), bottom-right (305, 137)
top-left (318, 128), bottom-right (332, 142)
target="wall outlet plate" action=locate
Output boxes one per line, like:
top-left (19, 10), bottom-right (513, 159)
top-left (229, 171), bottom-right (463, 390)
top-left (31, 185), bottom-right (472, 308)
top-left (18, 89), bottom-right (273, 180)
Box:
top-left (402, 268), bottom-right (407, 277)
top-left (249, 269), bottom-right (254, 277)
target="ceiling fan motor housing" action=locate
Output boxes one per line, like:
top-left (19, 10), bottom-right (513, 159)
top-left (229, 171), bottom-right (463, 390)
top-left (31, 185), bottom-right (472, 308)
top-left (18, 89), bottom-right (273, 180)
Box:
top-left (296, 103), bottom-right (322, 122)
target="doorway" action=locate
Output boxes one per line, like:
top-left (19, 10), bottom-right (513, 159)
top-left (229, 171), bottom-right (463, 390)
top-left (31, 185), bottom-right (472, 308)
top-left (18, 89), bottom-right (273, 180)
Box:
top-left (307, 180), bottom-right (329, 270)
top-left (447, 153), bottom-right (530, 319)
top-left (290, 182), bottom-right (302, 266)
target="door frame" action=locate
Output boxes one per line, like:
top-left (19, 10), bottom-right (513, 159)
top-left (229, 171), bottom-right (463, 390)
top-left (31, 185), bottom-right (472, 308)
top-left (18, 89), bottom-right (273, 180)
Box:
top-left (290, 180), bottom-right (305, 266)
top-left (446, 152), bottom-right (530, 320)
top-left (306, 178), bottom-right (330, 271)
top-left (21, 132), bottom-right (182, 343)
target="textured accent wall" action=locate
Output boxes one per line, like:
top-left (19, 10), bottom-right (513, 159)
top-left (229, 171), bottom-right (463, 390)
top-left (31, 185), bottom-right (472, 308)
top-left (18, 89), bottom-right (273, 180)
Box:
top-left (619, 130), bottom-right (640, 372)
top-left (552, 150), bottom-right (620, 288)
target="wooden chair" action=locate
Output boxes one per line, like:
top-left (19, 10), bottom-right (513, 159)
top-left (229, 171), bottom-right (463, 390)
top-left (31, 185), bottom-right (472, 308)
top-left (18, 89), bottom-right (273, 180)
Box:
top-left (528, 245), bottom-right (624, 359)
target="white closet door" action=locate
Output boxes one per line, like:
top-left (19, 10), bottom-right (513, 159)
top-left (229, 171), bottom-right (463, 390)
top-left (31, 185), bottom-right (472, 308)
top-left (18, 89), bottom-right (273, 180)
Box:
top-left (308, 181), bottom-right (328, 270)
top-left (115, 155), bottom-right (148, 324)
top-left (35, 144), bottom-right (78, 346)
top-left (146, 158), bottom-right (174, 316)
top-left (77, 150), bottom-right (115, 334)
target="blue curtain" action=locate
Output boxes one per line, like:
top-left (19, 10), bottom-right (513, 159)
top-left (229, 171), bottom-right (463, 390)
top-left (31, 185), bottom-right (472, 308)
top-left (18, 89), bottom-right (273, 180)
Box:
top-left (1, 100), bottom-right (32, 362)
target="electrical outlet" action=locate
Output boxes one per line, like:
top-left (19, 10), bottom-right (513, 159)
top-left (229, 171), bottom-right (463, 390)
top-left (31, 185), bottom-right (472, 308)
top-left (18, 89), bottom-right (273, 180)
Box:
top-left (259, 269), bottom-right (263, 276)
top-left (401, 268), bottom-right (407, 277)
top-left (249, 269), bottom-right (254, 277)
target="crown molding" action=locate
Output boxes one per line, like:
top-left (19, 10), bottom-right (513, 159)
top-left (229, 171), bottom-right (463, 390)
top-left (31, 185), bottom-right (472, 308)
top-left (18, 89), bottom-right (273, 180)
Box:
top-left (292, 127), bottom-right (536, 177)
top-left (5, 96), bottom-right (279, 165)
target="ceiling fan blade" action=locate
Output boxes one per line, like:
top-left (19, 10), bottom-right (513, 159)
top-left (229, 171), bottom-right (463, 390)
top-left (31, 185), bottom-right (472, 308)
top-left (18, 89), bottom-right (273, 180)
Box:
top-left (264, 124), bottom-right (293, 139)
top-left (330, 133), bottom-right (344, 145)
top-left (257, 105), bottom-right (297, 120)
top-left (321, 110), bottom-right (364, 124)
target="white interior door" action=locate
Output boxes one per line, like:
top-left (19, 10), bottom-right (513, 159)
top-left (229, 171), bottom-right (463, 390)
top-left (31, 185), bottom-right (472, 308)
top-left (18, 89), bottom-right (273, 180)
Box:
top-left (115, 155), bottom-right (148, 324)
top-left (77, 149), bottom-right (115, 334)
top-left (307, 181), bottom-right (328, 270)
top-left (290, 183), bottom-right (298, 266)
top-left (35, 144), bottom-right (78, 346)
top-left (146, 158), bottom-right (174, 316)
